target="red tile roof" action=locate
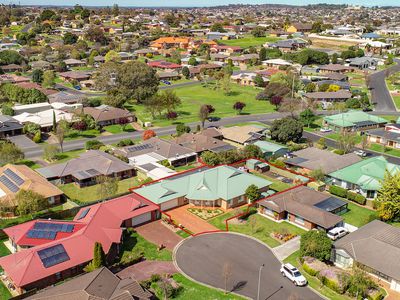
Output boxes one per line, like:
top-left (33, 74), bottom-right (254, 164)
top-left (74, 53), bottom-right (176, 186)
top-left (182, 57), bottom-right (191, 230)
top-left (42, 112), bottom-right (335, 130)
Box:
top-left (0, 194), bottom-right (158, 288)
top-left (148, 61), bottom-right (182, 69)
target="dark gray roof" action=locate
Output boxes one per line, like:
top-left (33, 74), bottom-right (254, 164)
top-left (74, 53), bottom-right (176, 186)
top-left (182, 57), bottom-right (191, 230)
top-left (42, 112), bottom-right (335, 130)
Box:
top-left (367, 128), bottom-right (400, 142)
top-left (335, 220), bottom-right (400, 281)
top-left (0, 115), bottom-right (23, 132)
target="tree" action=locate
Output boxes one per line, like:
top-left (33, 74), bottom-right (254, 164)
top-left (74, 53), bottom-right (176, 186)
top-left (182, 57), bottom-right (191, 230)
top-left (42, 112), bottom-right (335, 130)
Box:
top-left (0, 142), bottom-right (24, 165)
top-left (310, 168), bottom-right (325, 181)
top-left (143, 95), bottom-right (164, 119)
top-left (97, 175), bottom-right (118, 200)
top-left (331, 53), bottom-right (338, 64)
top-left (220, 74), bottom-right (232, 95)
top-left (42, 70), bottom-right (55, 88)
top-left (32, 69), bottom-right (43, 84)
top-left (375, 172), bottom-right (400, 221)
top-left (159, 90), bottom-right (181, 113)
top-left (337, 131), bottom-right (357, 154)
top-left (176, 123), bottom-right (191, 136)
top-left (299, 108), bottom-right (317, 128)
top-left (200, 151), bottom-right (220, 166)
top-left (0, 50), bottom-right (24, 65)
top-left (188, 57), bottom-right (197, 66)
top-left (253, 74), bottom-right (265, 87)
top-left (263, 82), bottom-right (290, 100)
top-left (279, 98), bottom-right (302, 117)
top-left (305, 82), bottom-right (316, 93)
top-left (233, 101), bottom-right (246, 114)
top-left (85, 242), bottom-right (106, 272)
top-left (112, 3), bottom-right (119, 16)
top-left (242, 144), bottom-right (264, 159)
top-left (105, 50), bottom-right (121, 63)
top-left (182, 66), bottom-right (190, 79)
top-left (245, 184), bottom-right (261, 203)
top-left (85, 26), bottom-right (108, 45)
top-left (43, 144), bottom-right (59, 162)
top-left (143, 129), bottom-right (156, 140)
top-left (251, 26), bottom-right (266, 37)
top-left (55, 120), bottom-right (69, 153)
top-left (199, 104), bottom-right (213, 128)
top-left (63, 32), bottom-right (78, 45)
top-left (300, 230), bottom-right (332, 261)
top-left (270, 95), bottom-right (283, 109)
top-left (210, 22), bottom-right (225, 32)
top-left (270, 117), bottom-right (303, 143)
top-left (259, 47), bottom-right (267, 61)
top-left (16, 190), bottom-right (48, 216)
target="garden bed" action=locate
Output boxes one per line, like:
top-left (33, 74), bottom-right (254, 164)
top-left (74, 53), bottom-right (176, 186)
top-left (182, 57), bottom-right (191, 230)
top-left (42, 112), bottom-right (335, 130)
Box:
top-left (187, 208), bottom-right (224, 220)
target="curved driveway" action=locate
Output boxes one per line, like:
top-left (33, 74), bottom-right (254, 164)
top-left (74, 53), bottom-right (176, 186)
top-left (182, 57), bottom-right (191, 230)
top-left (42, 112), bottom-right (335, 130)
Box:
top-left (369, 59), bottom-right (400, 112)
top-left (174, 233), bottom-right (322, 300)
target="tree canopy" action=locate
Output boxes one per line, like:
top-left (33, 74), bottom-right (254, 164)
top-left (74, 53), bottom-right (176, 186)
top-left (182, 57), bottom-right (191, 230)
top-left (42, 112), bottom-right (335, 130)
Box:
top-left (300, 230), bottom-right (332, 261)
top-left (270, 117), bottom-right (303, 143)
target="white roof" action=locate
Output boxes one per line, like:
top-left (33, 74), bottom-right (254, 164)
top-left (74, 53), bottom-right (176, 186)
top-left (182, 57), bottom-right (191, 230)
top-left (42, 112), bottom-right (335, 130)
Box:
top-left (128, 153), bottom-right (166, 166)
top-left (13, 109), bottom-right (75, 127)
top-left (13, 102), bottom-right (51, 110)
top-left (262, 58), bottom-right (292, 66)
top-left (148, 164), bottom-right (177, 180)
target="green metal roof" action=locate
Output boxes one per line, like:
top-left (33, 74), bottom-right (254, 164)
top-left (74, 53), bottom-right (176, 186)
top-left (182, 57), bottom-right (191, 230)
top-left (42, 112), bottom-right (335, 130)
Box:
top-left (134, 166), bottom-right (272, 204)
top-left (328, 156), bottom-right (400, 190)
top-left (323, 110), bottom-right (387, 128)
top-left (253, 141), bottom-right (288, 153)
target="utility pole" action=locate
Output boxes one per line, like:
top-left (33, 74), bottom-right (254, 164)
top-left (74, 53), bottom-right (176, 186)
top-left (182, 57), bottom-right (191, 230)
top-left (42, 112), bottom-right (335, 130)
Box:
top-left (257, 263), bottom-right (265, 300)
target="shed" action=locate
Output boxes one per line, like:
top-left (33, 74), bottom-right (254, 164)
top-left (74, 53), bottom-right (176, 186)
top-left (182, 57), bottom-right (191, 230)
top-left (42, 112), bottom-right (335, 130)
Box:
top-left (253, 141), bottom-right (289, 158)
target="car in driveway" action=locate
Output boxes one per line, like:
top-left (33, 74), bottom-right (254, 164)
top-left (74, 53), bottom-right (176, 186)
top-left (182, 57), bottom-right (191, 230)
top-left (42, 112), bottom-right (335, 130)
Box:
top-left (327, 227), bottom-right (348, 241)
top-left (280, 263), bottom-right (307, 286)
top-left (320, 127), bottom-right (332, 133)
top-left (354, 149), bottom-right (367, 157)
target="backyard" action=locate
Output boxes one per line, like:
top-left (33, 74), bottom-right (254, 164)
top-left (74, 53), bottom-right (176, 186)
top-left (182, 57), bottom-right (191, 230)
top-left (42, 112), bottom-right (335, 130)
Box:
top-left (251, 171), bottom-right (293, 192)
top-left (209, 211), bottom-right (306, 248)
top-left (217, 35), bottom-right (281, 48)
top-left (127, 83), bottom-right (274, 126)
top-left (59, 177), bottom-right (143, 203)
top-left (368, 143), bottom-right (400, 158)
top-left (340, 200), bottom-right (378, 228)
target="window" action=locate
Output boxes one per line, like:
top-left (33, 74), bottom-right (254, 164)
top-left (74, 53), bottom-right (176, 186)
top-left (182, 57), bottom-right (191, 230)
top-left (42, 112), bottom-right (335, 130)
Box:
top-left (294, 216), bottom-right (304, 225)
top-left (55, 272), bottom-right (61, 280)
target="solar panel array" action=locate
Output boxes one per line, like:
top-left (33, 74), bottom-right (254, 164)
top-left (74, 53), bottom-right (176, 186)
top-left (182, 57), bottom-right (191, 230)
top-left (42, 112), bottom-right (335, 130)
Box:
top-left (126, 144), bottom-right (153, 152)
top-left (0, 175), bottom-right (19, 193)
top-left (27, 230), bottom-right (57, 240)
top-left (38, 244), bottom-right (70, 268)
top-left (86, 169), bottom-right (101, 176)
top-left (77, 208), bottom-right (90, 220)
top-left (4, 169), bottom-right (25, 186)
top-left (34, 222), bottom-right (74, 233)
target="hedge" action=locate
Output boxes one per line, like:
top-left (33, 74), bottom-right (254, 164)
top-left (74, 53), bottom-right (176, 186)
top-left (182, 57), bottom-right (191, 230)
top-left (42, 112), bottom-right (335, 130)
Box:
top-left (354, 194), bottom-right (366, 205)
top-left (319, 276), bottom-right (343, 294)
top-left (329, 185), bottom-right (347, 198)
top-left (302, 262), bottom-right (318, 276)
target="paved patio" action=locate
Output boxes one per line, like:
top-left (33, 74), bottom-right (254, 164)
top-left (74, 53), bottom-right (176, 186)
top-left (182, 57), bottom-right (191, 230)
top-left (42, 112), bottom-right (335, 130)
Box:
top-left (166, 205), bottom-right (219, 234)
top-left (116, 261), bottom-right (177, 281)
top-left (135, 220), bottom-right (182, 250)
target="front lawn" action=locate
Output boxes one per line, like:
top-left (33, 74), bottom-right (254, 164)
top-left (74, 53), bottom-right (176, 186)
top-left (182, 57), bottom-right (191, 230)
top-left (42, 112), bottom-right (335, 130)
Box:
top-left (64, 129), bottom-right (101, 140)
top-left (368, 143), bottom-right (400, 157)
top-left (209, 212), bottom-right (306, 248)
top-left (103, 124), bottom-right (135, 134)
top-left (325, 132), bottom-right (362, 144)
top-left (218, 35), bottom-right (281, 48)
top-left (119, 230), bottom-right (172, 264)
top-left (340, 200), bottom-right (378, 228)
top-left (59, 177), bottom-right (143, 203)
top-left (188, 208), bottom-right (224, 220)
top-left (52, 149), bottom-right (86, 164)
top-left (392, 95), bottom-right (400, 110)
top-left (16, 159), bottom-right (41, 169)
top-left (127, 84), bottom-right (274, 126)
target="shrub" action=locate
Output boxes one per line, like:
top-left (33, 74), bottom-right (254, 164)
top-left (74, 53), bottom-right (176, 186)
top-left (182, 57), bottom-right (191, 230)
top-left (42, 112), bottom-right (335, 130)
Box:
top-left (85, 139), bottom-right (104, 150)
top-left (72, 120), bottom-right (87, 131)
top-left (270, 159), bottom-right (285, 168)
top-left (333, 149), bottom-right (345, 155)
top-left (354, 194), bottom-right (366, 205)
top-left (2, 104), bottom-right (14, 116)
top-left (166, 111), bottom-right (178, 119)
top-left (160, 160), bottom-right (171, 167)
top-left (329, 185), bottom-right (347, 198)
top-left (346, 191), bottom-right (357, 201)
top-left (32, 131), bottom-right (42, 143)
top-left (319, 275), bottom-right (342, 294)
top-left (117, 139), bottom-right (134, 147)
top-left (302, 262), bottom-right (318, 276)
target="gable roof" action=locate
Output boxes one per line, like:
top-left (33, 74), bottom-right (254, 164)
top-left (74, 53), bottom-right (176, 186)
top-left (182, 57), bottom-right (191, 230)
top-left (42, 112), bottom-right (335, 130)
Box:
top-left (174, 132), bottom-right (235, 153)
top-left (323, 110), bottom-right (387, 128)
top-left (328, 156), bottom-right (400, 190)
top-left (82, 105), bottom-right (133, 122)
top-left (335, 220), bottom-right (400, 281)
top-left (134, 165), bottom-right (272, 204)
top-left (219, 125), bottom-right (265, 144)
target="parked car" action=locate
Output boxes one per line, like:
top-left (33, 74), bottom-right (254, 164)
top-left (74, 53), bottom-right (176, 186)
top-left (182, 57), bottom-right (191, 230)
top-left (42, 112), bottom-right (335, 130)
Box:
top-left (74, 85), bottom-right (81, 90)
top-left (353, 149), bottom-right (367, 157)
top-left (280, 263), bottom-right (307, 286)
top-left (320, 127), bottom-right (332, 133)
top-left (208, 116), bottom-right (220, 122)
top-left (327, 227), bottom-right (348, 241)
top-left (161, 80), bottom-right (171, 85)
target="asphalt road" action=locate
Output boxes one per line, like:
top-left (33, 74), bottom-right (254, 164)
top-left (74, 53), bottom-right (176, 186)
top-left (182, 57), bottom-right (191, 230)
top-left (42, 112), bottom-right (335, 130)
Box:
top-left (174, 233), bottom-right (322, 300)
top-left (368, 59), bottom-right (400, 112)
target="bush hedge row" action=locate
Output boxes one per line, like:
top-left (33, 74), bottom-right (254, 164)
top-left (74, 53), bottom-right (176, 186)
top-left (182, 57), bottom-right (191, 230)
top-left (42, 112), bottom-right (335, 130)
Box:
top-left (329, 186), bottom-right (366, 205)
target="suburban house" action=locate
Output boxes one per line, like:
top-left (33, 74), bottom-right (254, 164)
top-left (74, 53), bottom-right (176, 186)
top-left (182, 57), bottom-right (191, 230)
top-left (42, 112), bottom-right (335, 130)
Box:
top-left (48, 91), bottom-right (85, 105)
top-left (115, 137), bottom-right (197, 179)
top-left (262, 58), bottom-right (293, 68)
top-left (150, 37), bottom-right (192, 51)
top-left (323, 110), bottom-right (387, 132)
top-left (319, 64), bottom-right (353, 74)
top-left (24, 267), bottom-right (152, 300)
top-left (81, 105), bottom-right (135, 126)
top-left (0, 193), bottom-right (159, 294)
top-left (0, 164), bottom-right (64, 217)
top-left (133, 165), bottom-right (272, 211)
top-left (286, 23), bottom-right (313, 33)
top-left (13, 109), bottom-right (76, 130)
top-left (328, 156), bottom-right (400, 199)
top-left (36, 150), bottom-right (136, 188)
top-left (333, 220), bottom-right (400, 292)
top-left (147, 60), bottom-right (182, 72)
top-left (63, 58), bottom-right (86, 68)
top-left (230, 54), bottom-right (259, 66)
top-left (367, 123), bottom-right (400, 149)
top-left (219, 125), bottom-right (265, 145)
top-left (303, 90), bottom-right (352, 106)
top-left (174, 130), bottom-right (236, 155)
top-left (347, 57), bottom-right (378, 70)
top-left (285, 147), bottom-right (361, 174)
top-left (59, 71), bottom-right (91, 83)
top-left (0, 115), bottom-right (23, 138)
top-left (252, 140), bottom-right (289, 159)
top-left (231, 72), bottom-right (268, 86)
top-left (258, 186), bottom-right (346, 230)
top-left (266, 39), bottom-right (308, 52)
top-left (210, 45), bottom-right (242, 55)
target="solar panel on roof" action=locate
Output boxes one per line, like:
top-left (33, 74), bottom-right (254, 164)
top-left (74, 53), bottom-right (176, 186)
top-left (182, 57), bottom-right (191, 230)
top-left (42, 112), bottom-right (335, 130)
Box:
top-left (27, 230), bottom-right (57, 240)
top-left (33, 222), bottom-right (75, 233)
top-left (86, 169), bottom-right (100, 176)
top-left (38, 244), bottom-right (70, 268)
top-left (0, 175), bottom-right (19, 193)
top-left (4, 169), bottom-right (25, 186)
top-left (77, 208), bottom-right (90, 220)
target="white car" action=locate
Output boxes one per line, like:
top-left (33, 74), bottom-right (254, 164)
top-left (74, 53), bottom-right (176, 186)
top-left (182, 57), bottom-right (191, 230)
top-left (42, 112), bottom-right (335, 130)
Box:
top-left (320, 127), bottom-right (332, 133)
top-left (353, 149), bottom-right (367, 157)
top-left (280, 263), bottom-right (307, 286)
top-left (327, 227), bottom-right (348, 241)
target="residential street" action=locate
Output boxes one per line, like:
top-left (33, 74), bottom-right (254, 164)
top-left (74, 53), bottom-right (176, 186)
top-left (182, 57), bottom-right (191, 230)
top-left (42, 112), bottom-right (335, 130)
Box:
top-left (368, 59), bottom-right (400, 112)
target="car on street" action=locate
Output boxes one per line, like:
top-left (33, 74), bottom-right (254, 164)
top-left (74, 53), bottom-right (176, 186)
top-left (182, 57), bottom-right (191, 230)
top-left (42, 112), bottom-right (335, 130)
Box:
top-left (327, 227), bottom-right (348, 241)
top-left (354, 149), bottom-right (367, 157)
top-left (280, 263), bottom-right (307, 286)
top-left (207, 116), bottom-right (220, 122)
top-left (320, 127), bottom-right (332, 133)
top-left (161, 80), bottom-right (171, 85)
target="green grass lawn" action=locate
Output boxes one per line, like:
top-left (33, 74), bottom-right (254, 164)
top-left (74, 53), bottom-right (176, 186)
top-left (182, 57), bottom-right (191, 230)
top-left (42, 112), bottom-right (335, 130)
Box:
top-left (0, 240), bottom-right (10, 257)
top-left (176, 230), bottom-right (191, 238)
top-left (64, 129), bottom-right (101, 141)
top-left (368, 143), bottom-right (400, 157)
top-left (59, 177), bottom-right (142, 203)
top-left (392, 95), bottom-right (400, 110)
top-left (170, 273), bottom-right (245, 299)
top-left (119, 230), bottom-right (172, 263)
top-left (16, 159), bottom-right (41, 169)
top-left (251, 172), bottom-right (293, 192)
top-left (340, 200), bottom-right (378, 227)
top-left (103, 124), bottom-right (135, 134)
top-left (325, 132), bottom-right (362, 144)
top-left (52, 149), bottom-right (86, 164)
top-left (209, 212), bottom-right (306, 248)
top-left (284, 251), bottom-right (352, 300)
top-left (127, 84), bottom-right (274, 126)
top-left (217, 35), bottom-right (281, 48)
top-left (0, 240), bottom-right (11, 300)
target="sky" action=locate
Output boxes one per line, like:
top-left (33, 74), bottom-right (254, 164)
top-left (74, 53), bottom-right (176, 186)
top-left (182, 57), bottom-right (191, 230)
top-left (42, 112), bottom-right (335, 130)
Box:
top-left (3, 0), bottom-right (400, 7)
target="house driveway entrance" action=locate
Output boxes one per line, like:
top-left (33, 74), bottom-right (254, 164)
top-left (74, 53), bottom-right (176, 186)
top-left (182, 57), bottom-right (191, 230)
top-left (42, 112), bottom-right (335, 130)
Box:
top-left (135, 220), bottom-right (182, 250)
top-left (166, 205), bottom-right (218, 234)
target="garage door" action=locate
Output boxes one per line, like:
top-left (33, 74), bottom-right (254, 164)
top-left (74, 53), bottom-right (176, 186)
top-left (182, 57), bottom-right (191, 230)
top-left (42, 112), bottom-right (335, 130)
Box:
top-left (161, 199), bottom-right (178, 211)
top-left (132, 212), bottom-right (152, 226)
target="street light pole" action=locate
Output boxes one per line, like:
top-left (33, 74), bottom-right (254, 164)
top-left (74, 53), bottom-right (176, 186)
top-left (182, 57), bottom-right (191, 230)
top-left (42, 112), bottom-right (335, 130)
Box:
top-left (257, 263), bottom-right (265, 300)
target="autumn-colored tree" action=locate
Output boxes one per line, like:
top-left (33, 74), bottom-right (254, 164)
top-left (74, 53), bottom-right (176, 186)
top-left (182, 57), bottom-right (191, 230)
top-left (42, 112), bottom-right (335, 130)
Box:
top-left (143, 129), bottom-right (156, 140)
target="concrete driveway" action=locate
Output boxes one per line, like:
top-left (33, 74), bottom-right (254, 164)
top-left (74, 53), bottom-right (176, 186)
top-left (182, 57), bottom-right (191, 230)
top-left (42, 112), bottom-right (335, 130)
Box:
top-left (174, 232), bottom-right (322, 300)
top-left (135, 220), bottom-right (182, 250)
